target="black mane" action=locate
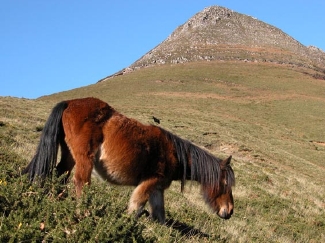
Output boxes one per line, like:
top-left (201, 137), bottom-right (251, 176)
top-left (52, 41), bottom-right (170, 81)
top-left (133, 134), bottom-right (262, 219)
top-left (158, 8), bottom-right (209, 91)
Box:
top-left (161, 128), bottom-right (235, 192)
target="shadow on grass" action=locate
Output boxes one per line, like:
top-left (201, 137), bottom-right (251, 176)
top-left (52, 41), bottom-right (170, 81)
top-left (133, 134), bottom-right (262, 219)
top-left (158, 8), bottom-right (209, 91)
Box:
top-left (165, 218), bottom-right (210, 238)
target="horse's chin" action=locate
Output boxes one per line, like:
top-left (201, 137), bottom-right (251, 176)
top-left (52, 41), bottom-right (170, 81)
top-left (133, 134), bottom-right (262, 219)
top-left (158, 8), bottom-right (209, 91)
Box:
top-left (217, 213), bottom-right (232, 220)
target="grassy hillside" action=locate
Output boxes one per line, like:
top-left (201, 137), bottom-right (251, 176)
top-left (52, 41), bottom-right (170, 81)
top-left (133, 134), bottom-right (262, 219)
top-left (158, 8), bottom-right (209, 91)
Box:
top-left (1, 61), bottom-right (325, 242)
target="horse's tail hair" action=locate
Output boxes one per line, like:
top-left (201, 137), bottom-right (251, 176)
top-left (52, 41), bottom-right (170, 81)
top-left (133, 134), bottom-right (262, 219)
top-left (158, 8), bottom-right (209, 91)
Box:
top-left (23, 101), bottom-right (68, 181)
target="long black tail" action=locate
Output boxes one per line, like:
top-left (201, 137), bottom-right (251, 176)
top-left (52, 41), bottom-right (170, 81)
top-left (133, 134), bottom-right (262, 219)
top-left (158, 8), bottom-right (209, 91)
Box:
top-left (23, 101), bottom-right (68, 181)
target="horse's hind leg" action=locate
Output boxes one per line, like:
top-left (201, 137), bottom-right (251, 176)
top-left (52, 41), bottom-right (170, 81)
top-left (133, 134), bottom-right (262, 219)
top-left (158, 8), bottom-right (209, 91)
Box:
top-left (72, 151), bottom-right (95, 197)
top-left (64, 135), bottom-right (98, 197)
top-left (56, 140), bottom-right (75, 183)
top-left (128, 178), bottom-right (166, 224)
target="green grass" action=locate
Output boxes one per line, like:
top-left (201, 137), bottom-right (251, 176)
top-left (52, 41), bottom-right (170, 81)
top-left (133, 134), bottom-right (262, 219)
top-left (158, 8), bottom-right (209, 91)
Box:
top-left (1, 61), bottom-right (325, 242)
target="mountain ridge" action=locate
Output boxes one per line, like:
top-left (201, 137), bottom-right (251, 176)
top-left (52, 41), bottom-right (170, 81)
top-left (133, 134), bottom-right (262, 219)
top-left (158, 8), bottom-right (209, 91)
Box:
top-left (99, 6), bottom-right (325, 82)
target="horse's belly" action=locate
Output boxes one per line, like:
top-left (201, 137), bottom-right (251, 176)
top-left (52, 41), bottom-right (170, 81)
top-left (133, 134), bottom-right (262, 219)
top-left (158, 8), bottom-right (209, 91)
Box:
top-left (94, 146), bottom-right (139, 186)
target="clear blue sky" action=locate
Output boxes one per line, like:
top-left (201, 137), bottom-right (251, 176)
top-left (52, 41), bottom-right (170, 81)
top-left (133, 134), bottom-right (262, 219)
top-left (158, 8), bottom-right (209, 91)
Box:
top-left (1, 1), bottom-right (324, 99)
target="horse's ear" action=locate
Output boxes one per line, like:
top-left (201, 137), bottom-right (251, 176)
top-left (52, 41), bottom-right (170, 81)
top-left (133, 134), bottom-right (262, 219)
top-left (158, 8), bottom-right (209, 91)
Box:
top-left (221, 155), bottom-right (232, 167)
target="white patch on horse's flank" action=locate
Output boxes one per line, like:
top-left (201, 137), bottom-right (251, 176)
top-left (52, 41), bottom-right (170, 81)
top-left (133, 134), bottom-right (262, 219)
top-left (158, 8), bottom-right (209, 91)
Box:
top-left (93, 144), bottom-right (124, 184)
top-left (91, 143), bottom-right (104, 180)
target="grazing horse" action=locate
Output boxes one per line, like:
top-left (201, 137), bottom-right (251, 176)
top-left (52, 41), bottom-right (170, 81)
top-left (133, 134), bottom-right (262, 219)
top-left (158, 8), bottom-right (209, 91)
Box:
top-left (24, 97), bottom-right (235, 223)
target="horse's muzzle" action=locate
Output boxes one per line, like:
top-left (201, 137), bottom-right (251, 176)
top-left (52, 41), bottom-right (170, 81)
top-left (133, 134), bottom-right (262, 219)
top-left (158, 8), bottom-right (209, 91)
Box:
top-left (218, 208), bottom-right (233, 219)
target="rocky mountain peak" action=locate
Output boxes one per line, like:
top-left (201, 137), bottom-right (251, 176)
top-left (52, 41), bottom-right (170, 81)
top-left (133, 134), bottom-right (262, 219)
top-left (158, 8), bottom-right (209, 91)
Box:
top-left (99, 6), bottom-right (325, 81)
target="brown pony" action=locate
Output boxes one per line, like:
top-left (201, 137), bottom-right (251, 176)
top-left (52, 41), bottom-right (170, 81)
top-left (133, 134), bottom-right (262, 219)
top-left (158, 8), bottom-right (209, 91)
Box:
top-left (24, 97), bottom-right (235, 223)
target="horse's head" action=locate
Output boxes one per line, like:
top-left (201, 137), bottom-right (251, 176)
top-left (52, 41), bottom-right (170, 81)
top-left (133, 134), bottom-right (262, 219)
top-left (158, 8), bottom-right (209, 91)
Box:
top-left (203, 156), bottom-right (235, 220)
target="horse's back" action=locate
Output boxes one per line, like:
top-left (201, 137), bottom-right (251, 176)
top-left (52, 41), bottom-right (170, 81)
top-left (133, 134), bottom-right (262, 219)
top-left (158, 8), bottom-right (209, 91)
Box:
top-left (63, 97), bottom-right (114, 129)
top-left (96, 115), bottom-right (177, 186)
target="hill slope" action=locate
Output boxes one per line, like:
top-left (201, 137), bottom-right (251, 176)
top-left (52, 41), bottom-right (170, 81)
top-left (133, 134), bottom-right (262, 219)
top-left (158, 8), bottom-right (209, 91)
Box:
top-left (2, 61), bottom-right (325, 242)
top-left (100, 6), bottom-right (325, 81)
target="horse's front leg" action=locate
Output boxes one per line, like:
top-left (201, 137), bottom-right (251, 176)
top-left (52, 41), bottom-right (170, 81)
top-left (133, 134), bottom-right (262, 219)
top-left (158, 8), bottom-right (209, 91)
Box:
top-left (148, 189), bottom-right (165, 223)
top-left (128, 178), bottom-right (166, 224)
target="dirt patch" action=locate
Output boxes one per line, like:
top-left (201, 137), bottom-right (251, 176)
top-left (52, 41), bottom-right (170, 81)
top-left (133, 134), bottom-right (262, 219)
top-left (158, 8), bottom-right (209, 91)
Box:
top-left (311, 141), bottom-right (325, 147)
